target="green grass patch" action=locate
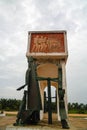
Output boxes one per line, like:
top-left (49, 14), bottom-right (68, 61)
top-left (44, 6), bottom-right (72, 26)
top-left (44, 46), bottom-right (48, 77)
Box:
top-left (6, 113), bottom-right (17, 116)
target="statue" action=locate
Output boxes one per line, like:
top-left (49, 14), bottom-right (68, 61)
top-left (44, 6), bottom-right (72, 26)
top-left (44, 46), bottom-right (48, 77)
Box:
top-left (14, 57), bottom-right (42, 125)
top-left (14, 56), bottom-right (69, 129)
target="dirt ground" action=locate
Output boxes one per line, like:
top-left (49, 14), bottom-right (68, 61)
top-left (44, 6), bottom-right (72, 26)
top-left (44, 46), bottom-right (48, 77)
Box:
top-left (0, 113), bottom-right (87, 130)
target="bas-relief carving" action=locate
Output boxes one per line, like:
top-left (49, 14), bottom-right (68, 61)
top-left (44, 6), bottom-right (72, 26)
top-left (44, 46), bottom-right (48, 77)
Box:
top-left (30, 34), bottom-right (65, 53)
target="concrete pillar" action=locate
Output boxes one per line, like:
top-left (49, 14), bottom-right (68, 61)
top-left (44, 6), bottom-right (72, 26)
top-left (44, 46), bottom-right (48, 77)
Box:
top-left (61, 60), bottom-right (68, 114)
top-left (39, 82), bottom-right (44, 120)
top-left (57, 87), bottom-right (61, 121)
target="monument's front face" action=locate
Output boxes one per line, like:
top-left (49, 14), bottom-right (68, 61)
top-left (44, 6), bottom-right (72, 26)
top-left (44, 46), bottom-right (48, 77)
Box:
top-left (26, 31), bottom-right (68, 60)
top-left (26, 31), bottom-right (68, 121)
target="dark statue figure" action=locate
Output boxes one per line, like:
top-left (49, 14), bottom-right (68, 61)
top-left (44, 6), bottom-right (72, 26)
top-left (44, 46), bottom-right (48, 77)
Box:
top-left (14, 56), bottom-right (69, 129)
top-left (14, 57), bottom-right (42, 125)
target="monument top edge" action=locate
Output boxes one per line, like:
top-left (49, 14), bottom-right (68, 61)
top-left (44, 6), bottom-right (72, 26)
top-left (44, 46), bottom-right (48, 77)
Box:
top-left (28, 30), bottom-right (67, 34)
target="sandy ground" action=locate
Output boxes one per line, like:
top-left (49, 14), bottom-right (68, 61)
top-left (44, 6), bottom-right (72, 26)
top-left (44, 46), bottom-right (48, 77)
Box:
top-left (0, 113), bottom-right (87, 130)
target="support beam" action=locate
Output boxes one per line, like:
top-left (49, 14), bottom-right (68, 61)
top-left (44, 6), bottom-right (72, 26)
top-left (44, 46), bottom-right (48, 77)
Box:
top-left (47, 78), bottom-right (52, 124)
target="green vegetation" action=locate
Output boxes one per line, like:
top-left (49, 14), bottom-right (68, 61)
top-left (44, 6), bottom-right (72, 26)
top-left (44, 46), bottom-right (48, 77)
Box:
top-left (44, 101), bottom-right (87, 114)
top-left (68, 102), bottom-right (87, 114)
top-left (0, 98), bottom-right (21, 111)
top-left (0, 98), bottom-right (87, 114)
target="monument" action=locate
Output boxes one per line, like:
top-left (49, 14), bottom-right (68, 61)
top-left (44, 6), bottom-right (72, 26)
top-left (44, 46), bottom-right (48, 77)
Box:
top-left (14, 31), bottom-right (69, 129)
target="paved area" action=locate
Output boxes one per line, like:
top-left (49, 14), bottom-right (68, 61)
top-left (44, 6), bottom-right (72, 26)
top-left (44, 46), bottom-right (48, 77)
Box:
top-left (0, 114), bottom-right (87, 130)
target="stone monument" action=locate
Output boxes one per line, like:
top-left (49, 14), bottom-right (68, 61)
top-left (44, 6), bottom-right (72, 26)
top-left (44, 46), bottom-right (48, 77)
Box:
top-left (13, 30), bottom-right (69, 129)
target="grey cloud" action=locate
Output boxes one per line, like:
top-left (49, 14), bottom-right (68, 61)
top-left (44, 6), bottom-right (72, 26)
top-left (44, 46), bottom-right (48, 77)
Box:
top-left (0, 0), bottom-right (87, 103)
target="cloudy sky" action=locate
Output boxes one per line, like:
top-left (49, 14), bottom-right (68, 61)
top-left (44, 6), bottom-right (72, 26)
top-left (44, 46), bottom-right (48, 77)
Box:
top-left (0, 0), bottom-right (87, 103)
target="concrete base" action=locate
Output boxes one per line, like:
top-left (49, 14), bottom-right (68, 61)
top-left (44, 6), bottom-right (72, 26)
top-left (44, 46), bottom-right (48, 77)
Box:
top-left (6, 124), bottom-right (63, 130)
top-left (0, 113), bottom-right (6, 117)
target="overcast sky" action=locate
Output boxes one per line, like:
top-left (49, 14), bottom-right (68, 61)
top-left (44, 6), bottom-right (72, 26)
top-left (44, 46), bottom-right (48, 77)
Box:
top-left (0, 0), bottom-right (87, 103)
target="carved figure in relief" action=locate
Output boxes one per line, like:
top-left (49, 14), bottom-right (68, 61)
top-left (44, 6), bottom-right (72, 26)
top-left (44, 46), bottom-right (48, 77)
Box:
top-left (31, 35), bottom-right (62, 53)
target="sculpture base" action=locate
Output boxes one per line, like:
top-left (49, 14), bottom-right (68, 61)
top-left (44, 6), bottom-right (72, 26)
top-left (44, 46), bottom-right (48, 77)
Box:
top-left (6, 124), bottom-right (63, 130)
top-left (6, 120), bottom-right (70, 130)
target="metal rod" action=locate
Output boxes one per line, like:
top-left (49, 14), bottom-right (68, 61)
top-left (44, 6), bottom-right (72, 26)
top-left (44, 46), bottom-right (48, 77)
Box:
top-left (47, 78), bottom-right (52, 124)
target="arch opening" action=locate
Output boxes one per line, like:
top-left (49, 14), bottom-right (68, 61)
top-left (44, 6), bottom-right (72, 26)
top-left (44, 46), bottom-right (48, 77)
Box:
top-left (37, 63), bottom-right (59, 121)
top-left (44, 86), bottom-right (57, 113)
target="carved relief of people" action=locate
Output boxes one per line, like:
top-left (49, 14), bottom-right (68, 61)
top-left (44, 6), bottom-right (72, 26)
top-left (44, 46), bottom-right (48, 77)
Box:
top-left (31, 35), bottom-right (62, 53)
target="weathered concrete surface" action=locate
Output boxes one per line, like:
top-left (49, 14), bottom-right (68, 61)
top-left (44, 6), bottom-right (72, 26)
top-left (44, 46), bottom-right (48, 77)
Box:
top-left (5, 124), bottom-right (81, 130)
top-left (6, 125), bottom-right (62, 130)
top-left (6, 120), bottom-right (63, 130)
top-left (1, 114), bottom-right (87, 130)
top-left (6, 118), bottom-right (87, 130)
top-left (6, 125), bottom-right (69, 130)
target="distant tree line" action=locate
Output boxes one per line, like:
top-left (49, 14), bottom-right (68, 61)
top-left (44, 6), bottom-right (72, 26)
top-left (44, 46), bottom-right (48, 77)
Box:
top-left (0, 98), bottom-right (87, 114)
top-left (0, 98), bottom-right (21, 111)
top-left (68, 102), bottom-right (87, 114)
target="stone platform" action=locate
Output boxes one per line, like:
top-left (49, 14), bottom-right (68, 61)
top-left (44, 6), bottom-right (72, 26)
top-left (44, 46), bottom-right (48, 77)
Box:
top-left (6, 124), bottom-right (77, 130)
top-left (6, 117), bottom-right (71, 130)
top-left (6, 121), bottom-right (63, 130)
top-left (6, 125), bottom-right (62, 130)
